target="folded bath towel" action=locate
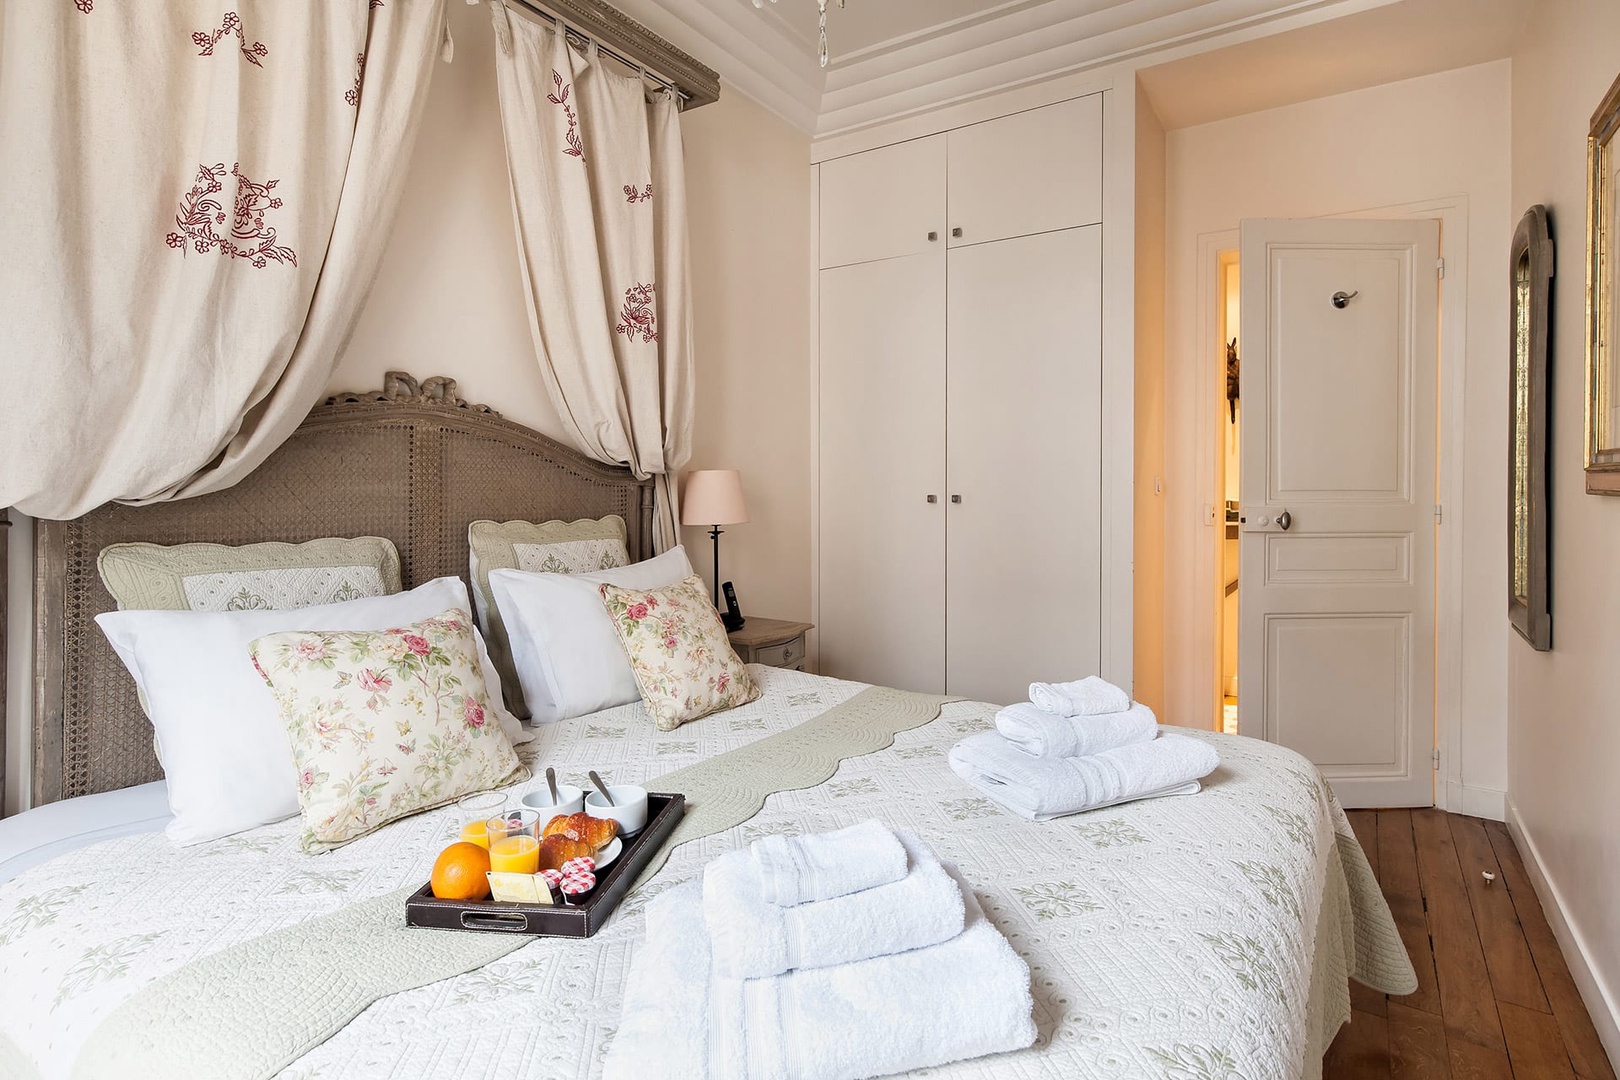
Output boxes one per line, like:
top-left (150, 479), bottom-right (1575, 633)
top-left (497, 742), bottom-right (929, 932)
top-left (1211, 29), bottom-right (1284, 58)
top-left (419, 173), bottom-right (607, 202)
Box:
top-left (995, 700), bottom-right (1159, 758)
top-left (949, 731), bottom-right (1219, 820)
top-left (1027, 675), bottom-right (1131, 717)
top-left (752, 819), bottom-right (908, 907)
top-left (705, 830), bottom-right (966, 979)
top-left (606, 865), bottom-right (1037, 1080)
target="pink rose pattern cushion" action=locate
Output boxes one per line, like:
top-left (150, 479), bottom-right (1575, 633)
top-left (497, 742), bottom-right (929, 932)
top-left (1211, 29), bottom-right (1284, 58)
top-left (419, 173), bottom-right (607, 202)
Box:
top-left (598, 574), bottom-right (760, 731)
top-left (249, 608), bottom-right (524, 851)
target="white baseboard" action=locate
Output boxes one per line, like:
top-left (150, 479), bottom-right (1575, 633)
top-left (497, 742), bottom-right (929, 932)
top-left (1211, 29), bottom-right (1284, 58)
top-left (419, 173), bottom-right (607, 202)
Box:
top-left (1443, 781), bottom-right (1505, 822)
top-left (1506, 799), bottom-right (1620, 1071)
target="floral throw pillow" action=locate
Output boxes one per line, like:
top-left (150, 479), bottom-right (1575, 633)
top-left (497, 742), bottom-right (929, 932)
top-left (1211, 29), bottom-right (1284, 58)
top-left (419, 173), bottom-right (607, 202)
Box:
top-left (249, 608), bottom-right (525, 852)
top-left (598, 574), bottom-right (760, 731)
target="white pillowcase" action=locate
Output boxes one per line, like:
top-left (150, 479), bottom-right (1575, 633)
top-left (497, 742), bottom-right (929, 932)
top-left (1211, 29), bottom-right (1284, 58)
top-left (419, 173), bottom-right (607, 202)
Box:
top-left (490, 546), bottom-right (695, 724)
top-left (96, 577), bottom-right (530, 846)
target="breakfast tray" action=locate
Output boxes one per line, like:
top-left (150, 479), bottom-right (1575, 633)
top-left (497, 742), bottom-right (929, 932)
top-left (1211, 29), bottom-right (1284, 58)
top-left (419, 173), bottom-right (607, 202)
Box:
top-left (405, 792), bottom-right (685, 938)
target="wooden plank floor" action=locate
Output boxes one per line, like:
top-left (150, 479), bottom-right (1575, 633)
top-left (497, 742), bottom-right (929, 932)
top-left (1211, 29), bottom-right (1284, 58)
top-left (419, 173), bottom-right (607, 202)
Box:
top-left (1325, 809), bottom-right (1616, 1080)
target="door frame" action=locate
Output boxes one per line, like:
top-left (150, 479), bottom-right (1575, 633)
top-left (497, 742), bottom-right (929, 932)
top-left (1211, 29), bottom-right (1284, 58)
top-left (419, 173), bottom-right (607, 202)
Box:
top-left (1192, 196), bottom-right (1468, 812)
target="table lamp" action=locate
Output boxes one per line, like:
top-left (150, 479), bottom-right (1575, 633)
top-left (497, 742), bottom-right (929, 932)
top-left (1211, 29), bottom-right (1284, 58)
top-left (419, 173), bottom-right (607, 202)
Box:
top-left (680, 469), bottom-right (748, 609)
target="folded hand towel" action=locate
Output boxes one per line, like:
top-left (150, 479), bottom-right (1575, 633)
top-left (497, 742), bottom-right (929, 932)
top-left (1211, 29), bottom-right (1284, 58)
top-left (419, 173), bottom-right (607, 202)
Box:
top-left (606, 866), bottom-right (1036, 1080)
top-left (752, 819), bottom-right (908, 907)
top-left (995, 700), bottom-right (1158, 758)
top-left (1027, 675), bottom-right (1131, 717)
top-left (949, 731), bottom-right (1219, 820)
top-left (705, 830), bottom-right (966, 979)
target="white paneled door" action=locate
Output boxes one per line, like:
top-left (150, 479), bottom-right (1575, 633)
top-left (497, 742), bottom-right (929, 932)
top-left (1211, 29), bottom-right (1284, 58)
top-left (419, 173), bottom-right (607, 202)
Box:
top-left (817, 249), bottom-right (948, 693)
top-left (946, 226), bottom-right (1102, 704)
top-left (1238, 218), bottom-right (1439, 808)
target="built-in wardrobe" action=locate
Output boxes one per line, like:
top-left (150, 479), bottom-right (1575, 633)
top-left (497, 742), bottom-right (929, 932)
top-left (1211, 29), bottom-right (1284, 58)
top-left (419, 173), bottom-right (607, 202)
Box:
top-left (815, 94), bottom-right (1106, 706)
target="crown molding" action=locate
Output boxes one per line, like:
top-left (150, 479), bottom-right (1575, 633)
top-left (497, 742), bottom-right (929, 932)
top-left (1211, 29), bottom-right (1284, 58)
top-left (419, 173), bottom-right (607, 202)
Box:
top-left (617, 0), bottom-right (1407, 139)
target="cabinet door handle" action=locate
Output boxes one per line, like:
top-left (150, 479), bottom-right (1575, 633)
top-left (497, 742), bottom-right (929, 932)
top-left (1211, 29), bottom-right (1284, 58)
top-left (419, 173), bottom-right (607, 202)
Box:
top-left (927, 231), bottom-right (938, 242)
top-left (950, 494), bottom-right (962, 504)
top-left (926, 494), bottom-right (938, 503)
top-left (951, 227), bottom-right (963, 238)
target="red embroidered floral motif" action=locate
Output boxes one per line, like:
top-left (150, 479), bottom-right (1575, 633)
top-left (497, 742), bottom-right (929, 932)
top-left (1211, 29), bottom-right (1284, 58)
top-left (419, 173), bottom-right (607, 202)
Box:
top-left (624, 184), bottom-right (653, 203)
top-left (345, 53), bottom-right (366, 106)
top-left (193, 12), bottom-right (268, 67)
top-left (165, 163), bottom-right (298, 269)
top-left (74, 0), bottom-right (93, 12)
top-left (615, 283), bottom-right (658, 344)
top-left (547, 71), bottom-right (585, 160)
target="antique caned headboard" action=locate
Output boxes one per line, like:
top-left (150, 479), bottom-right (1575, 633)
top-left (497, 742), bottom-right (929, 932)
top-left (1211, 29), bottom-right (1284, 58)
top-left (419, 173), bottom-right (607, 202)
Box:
top-left (26, 372), bottom-right (654, 807)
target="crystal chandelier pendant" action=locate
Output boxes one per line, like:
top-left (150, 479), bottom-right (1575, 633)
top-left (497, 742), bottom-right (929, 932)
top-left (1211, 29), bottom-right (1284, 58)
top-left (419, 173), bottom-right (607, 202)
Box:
top-left (818, 0), bottom-right (828, 67)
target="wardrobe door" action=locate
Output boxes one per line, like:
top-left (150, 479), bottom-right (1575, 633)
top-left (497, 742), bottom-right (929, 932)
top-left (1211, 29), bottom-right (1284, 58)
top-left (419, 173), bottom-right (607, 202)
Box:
top-left (819, 135), bottom-right (946, 268)
top-left (945, 95), bottom-right (1101, 249)
top-left (945, 225), bottom-right (1102, 704)
top-left (818, 250), bottom-right (947, 693)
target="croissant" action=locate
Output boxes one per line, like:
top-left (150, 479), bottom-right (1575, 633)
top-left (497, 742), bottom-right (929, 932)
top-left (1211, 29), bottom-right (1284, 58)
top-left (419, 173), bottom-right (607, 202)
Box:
top-left (537, 834), bottom-right (594, 872)
top-left (543, 812), bottom-right (619, 852)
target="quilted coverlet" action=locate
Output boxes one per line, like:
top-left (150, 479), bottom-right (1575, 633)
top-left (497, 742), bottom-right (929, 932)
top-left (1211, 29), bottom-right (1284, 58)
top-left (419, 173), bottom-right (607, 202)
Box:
top-left (0, 667), bottom-right (1413, 1079)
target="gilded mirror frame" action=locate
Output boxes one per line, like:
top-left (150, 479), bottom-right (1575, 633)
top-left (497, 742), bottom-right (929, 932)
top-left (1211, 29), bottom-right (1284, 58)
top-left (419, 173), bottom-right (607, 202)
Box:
top-left (1583, 72), bottom-right (1620, 493)
top-left (1510, 206), bottom-right (1553, 651)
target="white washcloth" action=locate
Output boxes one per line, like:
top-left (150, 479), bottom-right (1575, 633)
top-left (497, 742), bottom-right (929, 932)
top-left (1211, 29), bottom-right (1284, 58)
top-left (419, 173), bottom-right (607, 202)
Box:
top-left (752, 819), bottom-right (908, 906)
top-left (606, 866), bottom-right (1037, 1080)
top-left (995, 700), bottom-right (1158, 758)
top-left (705, 830), bottom-right (966, 979)
top-left (948, 731), bottom-right (1219, 820)
top-left (1027, 675), bottom-right (1130, 717)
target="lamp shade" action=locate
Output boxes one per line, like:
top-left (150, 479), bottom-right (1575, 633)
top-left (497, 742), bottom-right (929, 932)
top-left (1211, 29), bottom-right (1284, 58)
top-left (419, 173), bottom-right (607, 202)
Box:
top-left (681, 469), bottom-right (749, 526)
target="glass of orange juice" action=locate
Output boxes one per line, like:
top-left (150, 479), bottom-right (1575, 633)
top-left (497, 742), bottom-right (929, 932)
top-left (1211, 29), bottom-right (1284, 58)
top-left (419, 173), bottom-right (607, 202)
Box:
top-left (456, 792), bottom-right (506, 849)
top-left (487, 809), bottom-right (542, 874)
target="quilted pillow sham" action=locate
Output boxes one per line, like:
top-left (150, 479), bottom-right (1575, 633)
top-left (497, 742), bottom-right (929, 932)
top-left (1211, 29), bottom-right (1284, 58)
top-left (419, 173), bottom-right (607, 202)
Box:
top-left (250, 609), bottom-right (526, 852)
top-left (98, 536), bottom-right (402, 612)
top-left (598, 574), bottom-right (759, 731)
top-left (467, 516), bottom-right (630, 719)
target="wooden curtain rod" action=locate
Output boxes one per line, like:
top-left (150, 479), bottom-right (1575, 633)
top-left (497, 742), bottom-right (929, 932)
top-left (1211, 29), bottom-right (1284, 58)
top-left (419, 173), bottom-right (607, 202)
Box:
top-left (500, 0), bottom-right (721, 110)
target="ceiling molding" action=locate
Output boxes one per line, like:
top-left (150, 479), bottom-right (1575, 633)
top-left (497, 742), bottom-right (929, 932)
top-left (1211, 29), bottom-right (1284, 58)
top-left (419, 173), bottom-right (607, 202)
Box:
top-left (619, 0), bottom-right (1408, 137)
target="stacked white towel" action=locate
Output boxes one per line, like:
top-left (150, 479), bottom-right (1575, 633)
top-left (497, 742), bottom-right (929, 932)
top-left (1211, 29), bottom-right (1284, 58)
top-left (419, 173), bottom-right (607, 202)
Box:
top-left (605, 824), bottom-right (1036, 1080)
top-left (953, 676), bottom-right (1221, 819)
top-left (994, 700), bottom-right (1159, 758)
top-left (751, 818), bottom-right (908, 906)
top-left (949, 730), bottom-right (1219, 820)
top-left (1027, 674), bottom-right (1130, 716)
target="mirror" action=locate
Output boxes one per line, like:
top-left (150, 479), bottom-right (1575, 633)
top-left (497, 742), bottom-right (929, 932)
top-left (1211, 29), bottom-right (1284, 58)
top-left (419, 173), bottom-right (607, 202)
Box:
top-left (1510, 205), bottom-right (1552, 650)
top-left (1584, 72), bottom-right (1620, 493)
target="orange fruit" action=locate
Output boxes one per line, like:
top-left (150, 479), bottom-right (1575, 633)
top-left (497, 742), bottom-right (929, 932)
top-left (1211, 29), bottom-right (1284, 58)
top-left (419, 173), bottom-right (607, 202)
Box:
top-left (431, 841), bottom-right (492, 901)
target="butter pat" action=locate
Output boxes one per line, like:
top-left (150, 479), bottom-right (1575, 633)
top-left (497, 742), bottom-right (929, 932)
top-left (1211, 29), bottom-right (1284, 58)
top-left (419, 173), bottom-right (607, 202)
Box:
top-left (486, 872), bottom-right (553, 905)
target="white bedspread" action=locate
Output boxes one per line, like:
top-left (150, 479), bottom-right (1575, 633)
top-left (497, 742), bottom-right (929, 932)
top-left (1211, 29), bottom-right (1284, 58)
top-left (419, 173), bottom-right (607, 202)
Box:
top-left (0, 667), bottom-right (1408, 1079)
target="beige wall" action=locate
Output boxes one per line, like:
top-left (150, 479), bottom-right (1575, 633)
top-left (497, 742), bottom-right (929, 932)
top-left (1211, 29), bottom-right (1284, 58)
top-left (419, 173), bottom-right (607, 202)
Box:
top-left (1508, 0), bottom-right (1620, 1057)
top-left (336, 0), bottom-right (814, 620)
top-left (1161, 62), bottom-right (1513, 808)
top-left (1133, 80), bottom-right (1167, 715)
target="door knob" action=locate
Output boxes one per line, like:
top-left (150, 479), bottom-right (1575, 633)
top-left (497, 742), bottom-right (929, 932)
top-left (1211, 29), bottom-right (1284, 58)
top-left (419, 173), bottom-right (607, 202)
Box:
top-left (1331, 290), bottom-right (1359, 309)
top-left (1277, 510), bottom-right (1292, 531)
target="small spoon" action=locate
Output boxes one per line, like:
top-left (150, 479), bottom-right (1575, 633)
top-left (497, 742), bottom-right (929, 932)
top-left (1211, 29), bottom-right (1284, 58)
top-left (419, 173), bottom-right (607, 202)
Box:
top-left (546, 767), bottom-right (559, 806)
top-left (588, 770), bottom-right (616, 807)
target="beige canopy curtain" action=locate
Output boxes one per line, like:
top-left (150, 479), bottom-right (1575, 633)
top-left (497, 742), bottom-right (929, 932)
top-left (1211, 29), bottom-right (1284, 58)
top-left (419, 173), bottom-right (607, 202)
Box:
top-left (0, 1), bottom-right (450, 519)
top-left (486, 0), bottom-right (694, 550)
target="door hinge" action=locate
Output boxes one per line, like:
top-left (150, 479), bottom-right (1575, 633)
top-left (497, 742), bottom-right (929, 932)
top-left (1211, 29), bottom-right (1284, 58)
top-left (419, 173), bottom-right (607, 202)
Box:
top-left (1432, 748), bottom-right (1441, 770)
top-left (1437, 257), bottom-right (1446, 279)
top-left (1433, 503), bottom-right (1443, 524)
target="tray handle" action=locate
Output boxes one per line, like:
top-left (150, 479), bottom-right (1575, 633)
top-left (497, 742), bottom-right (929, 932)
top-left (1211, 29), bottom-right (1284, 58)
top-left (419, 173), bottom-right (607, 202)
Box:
top-left (460, 911), bottom-right (532, 933)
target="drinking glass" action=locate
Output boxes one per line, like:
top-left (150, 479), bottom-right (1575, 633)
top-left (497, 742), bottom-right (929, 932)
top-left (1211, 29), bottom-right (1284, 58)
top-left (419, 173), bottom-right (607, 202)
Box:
top-left (487, 809), bottom-right (542, 874)
top-left (456, 792), bottom-right (507, 849)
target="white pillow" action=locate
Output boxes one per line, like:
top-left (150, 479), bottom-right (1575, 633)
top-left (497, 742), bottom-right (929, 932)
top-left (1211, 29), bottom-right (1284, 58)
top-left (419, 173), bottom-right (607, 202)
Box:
top-left (490, 546), bottom-right (695, 723)
top-left (96, 577), bottom-right (530, 846)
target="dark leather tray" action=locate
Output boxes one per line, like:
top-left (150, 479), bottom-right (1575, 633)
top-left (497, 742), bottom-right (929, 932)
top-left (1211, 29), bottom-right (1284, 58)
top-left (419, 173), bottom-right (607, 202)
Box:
top-left (405, 792), bottom-right (685, 938)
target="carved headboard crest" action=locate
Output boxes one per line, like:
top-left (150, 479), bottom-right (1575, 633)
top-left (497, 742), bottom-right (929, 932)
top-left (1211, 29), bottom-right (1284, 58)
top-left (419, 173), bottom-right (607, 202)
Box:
top-left (25, 373), bottom-right (653, 809)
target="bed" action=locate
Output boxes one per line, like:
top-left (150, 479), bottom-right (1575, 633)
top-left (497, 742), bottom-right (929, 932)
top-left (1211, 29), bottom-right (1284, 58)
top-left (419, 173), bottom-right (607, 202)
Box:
top-left (0, 374), bottom-right (1414, 1080)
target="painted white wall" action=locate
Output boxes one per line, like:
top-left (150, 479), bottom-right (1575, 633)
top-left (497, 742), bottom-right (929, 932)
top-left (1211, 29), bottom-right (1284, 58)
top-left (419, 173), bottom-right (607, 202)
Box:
top-left (1507, 0), bottom-right (1620, 1058)
top-left (339, 0), bottom-right (812, 621)
top-left (1162, 61), bottom-right (1513, 811)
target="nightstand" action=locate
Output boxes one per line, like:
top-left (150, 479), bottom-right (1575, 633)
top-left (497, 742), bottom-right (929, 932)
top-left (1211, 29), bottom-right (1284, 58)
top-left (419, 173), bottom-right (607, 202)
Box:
top-left (727, 618), bottom-right (813, 671)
